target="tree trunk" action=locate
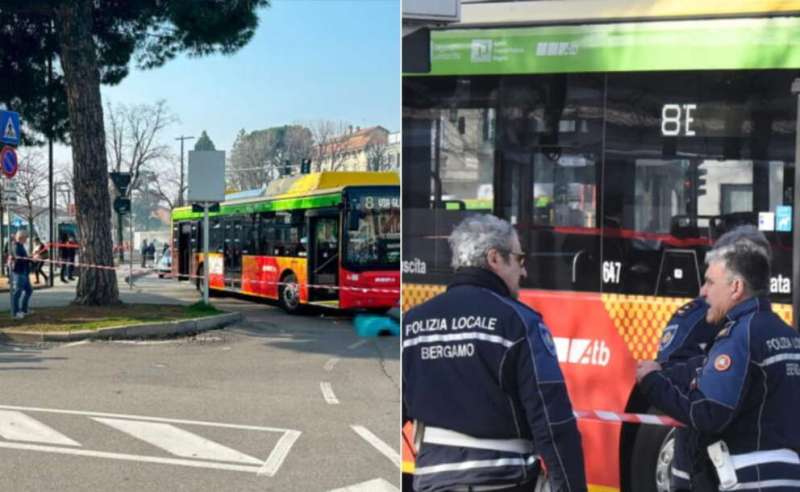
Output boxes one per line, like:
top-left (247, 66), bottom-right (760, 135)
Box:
top-left (54, 0), bottom-right (119, 305)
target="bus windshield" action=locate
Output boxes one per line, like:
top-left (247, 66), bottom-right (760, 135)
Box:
top-left (344, 188), bottom-right (400, 270)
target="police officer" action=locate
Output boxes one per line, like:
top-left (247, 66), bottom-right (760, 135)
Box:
top-left (637, 226), bottom-right (800, 490)
top-left (403, 215), bottom-right (587, 492)
top-left (653, 298), bottom-right (715, 491)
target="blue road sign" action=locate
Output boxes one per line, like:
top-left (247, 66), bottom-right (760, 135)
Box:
top-left (0, 111), bottom-right (20, 146)
top-left (1, 146), bottom-right (17, 179)
top-left (776, 205), bottom-right (793, 232)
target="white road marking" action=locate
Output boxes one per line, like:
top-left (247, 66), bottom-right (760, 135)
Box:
top-left (93, 418), bottom-right (262, 464)
top-left (324, 357), bottom-right (340, 372)
top-left (0, 410), bottom-right (80, 447)
top-left (0, 404), bottom-right (301, 476)
top-left (0, 441), bottom-right (262, 473)
top-left (0, 404), bottom-right (291, 432)
top-left (60, 340), bottom-right (90, 348)
top-left (257, 430), bottom-right (301, 477)
top-left (329, 478), bottom-right (400, 492)
top-left (320, 382), bottom-right (340, 405)
top-left (350, 425), bottom-right (401, 469)
top-left (347, 340), bottom-right (368, 350)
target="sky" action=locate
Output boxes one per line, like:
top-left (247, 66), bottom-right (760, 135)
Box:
top-left (52, 0), bottom-right (400, 167)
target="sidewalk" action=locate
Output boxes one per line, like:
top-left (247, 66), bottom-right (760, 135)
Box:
top-left (0, 272), bottom-right (240, 342)
top-left (0, 273), bottom-right (52, 293)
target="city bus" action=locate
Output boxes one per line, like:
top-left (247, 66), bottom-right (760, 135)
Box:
top-left (402, 2), bottom-right (800, 491)
top-left (171, 171), bottom-right (400, 313)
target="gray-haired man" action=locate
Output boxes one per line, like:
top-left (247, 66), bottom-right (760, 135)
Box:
top-left (403, 214), bottom-right (586, 492)
top-left (637, 226), bottom-right (800, 490)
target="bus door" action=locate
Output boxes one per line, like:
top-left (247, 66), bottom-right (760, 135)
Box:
top-left (307, 212), bottom-right (339, 302)
top-left (224, 217), bottom-right (243, 290)
top-left (178, 222), bottom-right (192, 279)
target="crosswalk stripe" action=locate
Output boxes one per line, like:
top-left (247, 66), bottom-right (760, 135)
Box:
top-left (0, 410), bottom-right (80, 447)
top-left (93, 418), bottom-right (262, 465)
top-left (350, 425), bottom-right (401, 469)
top-left (329, 478), bottom-right (400, 492)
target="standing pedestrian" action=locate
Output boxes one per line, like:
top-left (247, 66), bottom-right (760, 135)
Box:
top-left (32, 237), bottom-right (49, 285)
top-left (637, 226), bottom-right (800, 490)
top-left (140, 239), bottom-right (148, 268)
top-left (60, 235), bottom-right (76, 283)
top-left (66, 235), bottom-right (77, 280)
top-left (9, 230), bottom-right (32, 319)
top-left (403, 214), bottom-right (587, 491)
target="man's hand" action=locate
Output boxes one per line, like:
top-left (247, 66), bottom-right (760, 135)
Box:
top-left (636, 361), bottom-right (662, 383)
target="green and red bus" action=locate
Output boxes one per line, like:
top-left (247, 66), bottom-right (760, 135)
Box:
top-left (403, 2), bottom-right (799, 491)
top-left (171, 171), bottom-right (400, 313)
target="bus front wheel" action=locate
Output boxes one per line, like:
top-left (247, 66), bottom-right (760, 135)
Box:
top-left (279, 272), bottom-right (302, 314)
top-left (630, 416), bottom-right (675, 492)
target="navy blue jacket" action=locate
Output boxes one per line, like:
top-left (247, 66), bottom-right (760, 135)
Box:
top-left (402, 268), bottom-right (586, 492)
top-left (641, 297), bottom-right (800, 489)
top-left (12, 241), bottom-right (30, 275)
top-left (653, 298), bottom-right (715, 490)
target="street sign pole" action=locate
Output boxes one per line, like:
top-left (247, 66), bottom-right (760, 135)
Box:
top-left (203, 202), bottom-right (210, 305)
top-left (129, 212), bottom-right (134, 290)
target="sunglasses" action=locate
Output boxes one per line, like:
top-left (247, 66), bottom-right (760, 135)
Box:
top-left (508, 251), bottom-right (526, 267)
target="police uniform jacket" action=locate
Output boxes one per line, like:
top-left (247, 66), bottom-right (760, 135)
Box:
top-left (641, 297), bottom-right (800, 490)
top-left (402, 267), bottom-right (587, 492)
top-left (654, 298), bottom-right (715, 490)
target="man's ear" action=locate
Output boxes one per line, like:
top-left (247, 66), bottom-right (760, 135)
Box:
top-left (731, 276), bottom-right (746, 302)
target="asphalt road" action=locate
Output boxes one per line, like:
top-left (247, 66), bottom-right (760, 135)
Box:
top-left (0, 274), bottom-right (401, 491)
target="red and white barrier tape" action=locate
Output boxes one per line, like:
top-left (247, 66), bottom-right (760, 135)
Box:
top-left (10, 255), bottom-right (401, 294)
top-left (574, 409), bottom-right (683, 428)
top-left (161, 271), bottom-right (401, 295)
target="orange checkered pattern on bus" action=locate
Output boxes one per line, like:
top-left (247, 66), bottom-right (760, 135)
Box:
top-left (402, 283), bottom-right (445, 312)
top-left (601, 294), bottom-right (689, 361)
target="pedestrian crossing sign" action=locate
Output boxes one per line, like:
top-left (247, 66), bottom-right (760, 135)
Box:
top-left (0, 110), bottom-right (20, 146)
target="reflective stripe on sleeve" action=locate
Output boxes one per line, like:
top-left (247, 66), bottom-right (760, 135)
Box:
top-left (414, 455), bottom-right (539, 475)
top-left (732, 449), bottom-right (800, 470)
top-left (758, 353), bottom-right (800, 367)
top-left (403, 332), bottom-right (516, 349)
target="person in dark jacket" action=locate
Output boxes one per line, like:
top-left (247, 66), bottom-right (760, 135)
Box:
top-left (403, 214), bottom-right (587, 492)
top-left (653, 298), bottom-right (716, 491)
top-left (60, 235), bottom-right (77, 282)
top-left (9, 230), bottom-right (32, 319)
top-left (637, 226), bottom-right (800, 490)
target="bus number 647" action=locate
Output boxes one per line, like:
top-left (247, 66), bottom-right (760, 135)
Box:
top-left (602, 261), bottom-right (622, 284)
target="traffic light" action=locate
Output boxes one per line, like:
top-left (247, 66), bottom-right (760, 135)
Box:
top-left (301, 159), bottom-right (311, 174)
top-left (697, 167), bottom-right (707, 197)
top-left (280, 160), bottom-right (291, 177)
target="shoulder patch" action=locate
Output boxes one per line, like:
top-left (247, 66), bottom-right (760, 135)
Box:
top-left (714, 354), bottom-right (732, 372)
top-left (659, 324), bottom-right (679, 350)
top-left (538, 322), bottom-right (557, 357)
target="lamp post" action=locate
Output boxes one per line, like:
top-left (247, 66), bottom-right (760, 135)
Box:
top-left (175, 135), bottom-right (195, 207)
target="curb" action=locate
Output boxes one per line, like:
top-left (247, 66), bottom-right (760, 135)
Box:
top-left (0, 312), bottom-right (243, 343)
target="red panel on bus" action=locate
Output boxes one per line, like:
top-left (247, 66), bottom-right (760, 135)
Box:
top-left (518, 290), bottom-right (637, 488)
top-left (242, 256), bottom-right (280, 299)
top-left (339, 268), bottom-right (400, 310)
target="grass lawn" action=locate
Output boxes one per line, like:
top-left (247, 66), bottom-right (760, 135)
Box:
top-left (0, 302), bottom-right (222, 332)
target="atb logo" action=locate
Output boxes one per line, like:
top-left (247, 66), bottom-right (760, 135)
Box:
top-left (553, 338), bottom-right (611, 367)
top-left (471, 39), bottom-right (492, 63)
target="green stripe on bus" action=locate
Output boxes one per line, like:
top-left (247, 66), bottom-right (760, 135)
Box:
top-left (422, 16), bottom-right (800, 76)
top-left (172, 193), bottom-right (342, 221)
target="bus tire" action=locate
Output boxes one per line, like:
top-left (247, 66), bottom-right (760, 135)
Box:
top-left (630, 414), bottom-right (675, 492)
top-left (278, 272), bottom-right (302, 314)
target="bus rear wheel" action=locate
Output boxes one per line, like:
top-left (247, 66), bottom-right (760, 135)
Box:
top-left (279, 272), bottom-right (302, 314)
top-left (630, 415), bottom-right (675, 492)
